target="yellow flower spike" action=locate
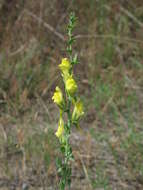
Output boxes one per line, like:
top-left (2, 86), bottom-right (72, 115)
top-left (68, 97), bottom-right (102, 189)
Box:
top-left (72, 100), bottom-right (84, 122)
top-left (55, 117), bottom-right (64, 139)
top-left (52, 86), bottom-right (64, 107)
top-left (65, 76), bottom-right (77, 96)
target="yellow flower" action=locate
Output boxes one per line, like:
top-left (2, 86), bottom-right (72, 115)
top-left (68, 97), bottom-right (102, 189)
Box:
top-left (59, 58), bottom-right (71, 80)
top-left (65, 76), bottom-right (77, 96)
top-left (72, 100), bottom-right (84, 122)
top-left (55, 117), bottom-right (64, 139)
top-left (52, 86), bottom-right (64, 107)
top-left (59, 58), bottom-right (71, 72)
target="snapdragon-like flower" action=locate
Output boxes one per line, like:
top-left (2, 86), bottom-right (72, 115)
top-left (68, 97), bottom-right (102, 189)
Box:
top-left (52, 86), bottom-right (64, 107)
top-left (59, 58), bottom-right (71, 80)
top-left (65, 76), bottom-right (77, 96)
top-left (72, 100), bottom-right (84, 122)
top-left (59, 58), bottom-right (71, 71)
top-left (55, 117), bottom-right (64, 139)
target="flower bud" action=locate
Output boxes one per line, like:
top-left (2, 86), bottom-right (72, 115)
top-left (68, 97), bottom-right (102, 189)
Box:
top-left (55, 117), bottom-right (64, 139)
top-left (72, 100), bottom-right (84, 123)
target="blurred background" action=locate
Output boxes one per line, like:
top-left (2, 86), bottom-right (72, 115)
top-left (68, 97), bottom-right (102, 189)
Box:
top-left (0, 0), bottom-right (143, 189)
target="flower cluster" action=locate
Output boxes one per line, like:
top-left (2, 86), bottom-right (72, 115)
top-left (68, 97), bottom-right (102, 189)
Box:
top-left (52, 58), bottom-right (84, 141)
top-left (52, 12), bottom-right (83, 190)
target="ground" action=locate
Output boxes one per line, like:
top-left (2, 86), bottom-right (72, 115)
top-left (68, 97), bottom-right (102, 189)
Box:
top-left (0, 1), bottom-right (143, 189)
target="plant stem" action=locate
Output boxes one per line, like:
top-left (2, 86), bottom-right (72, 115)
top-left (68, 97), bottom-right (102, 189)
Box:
top-left (59, 12), bottom-right (77, 190)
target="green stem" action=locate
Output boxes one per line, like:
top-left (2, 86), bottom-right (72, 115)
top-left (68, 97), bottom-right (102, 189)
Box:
top-left (59, 12), bottom-right (77, 190)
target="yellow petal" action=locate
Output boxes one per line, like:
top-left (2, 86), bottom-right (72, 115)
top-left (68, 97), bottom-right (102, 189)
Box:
top-left (52, 86), bottom-right (64, 107)
top-left (55, 117), bottom-right (64, 138)
top-left (59, 58), bottom-right (71, 72)
top-left (72, 100), bottom-right (84, 122)
top-left (65, 76), bottom-right (77, 96)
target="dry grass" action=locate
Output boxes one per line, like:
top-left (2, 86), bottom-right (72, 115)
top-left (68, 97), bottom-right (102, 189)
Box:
top-left (0, 1), bottom-right (143, 189)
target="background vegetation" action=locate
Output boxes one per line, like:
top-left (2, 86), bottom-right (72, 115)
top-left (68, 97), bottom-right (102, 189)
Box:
top-left (0, 0), bottom-right (143, 189)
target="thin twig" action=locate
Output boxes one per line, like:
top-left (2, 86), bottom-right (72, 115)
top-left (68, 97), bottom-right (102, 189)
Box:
top-left (0, 124), bottom-right (7, 142)
top-left (36, 94), bottom-right (53, 123)
top-left (77, 152), bottom-right (93, 190)
top-left (24, 9), bottom-right (65, 42)
top-left (105, 4), bottom-right (143, 28)
top-left (120, 6), bottom-right (143, 28)
top-left (75, 34), bottom-right (143, 44)
top-left (9, 44), bottom-right (26, 57)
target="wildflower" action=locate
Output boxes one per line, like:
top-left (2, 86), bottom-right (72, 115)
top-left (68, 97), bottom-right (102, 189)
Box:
top-left (72, 100), bottom-right (84, 122)
top-left (59, 58), bottom-right (71, 80)
top-left (55, 117), bottom-right (64, 139)
top-left (52, 86), bottom-right (64, 107)
top-left (59, 58), bottom-right (71, 72)
top-left (65, 76), bottom-right (77, 96)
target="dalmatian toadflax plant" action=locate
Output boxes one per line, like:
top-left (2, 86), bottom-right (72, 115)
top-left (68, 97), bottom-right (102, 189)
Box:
top-left (52, 13), bottom-right (84, 190)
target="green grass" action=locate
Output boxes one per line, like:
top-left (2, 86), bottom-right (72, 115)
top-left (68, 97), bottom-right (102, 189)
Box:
top-left (0, 1), bottom-right (143, 189)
